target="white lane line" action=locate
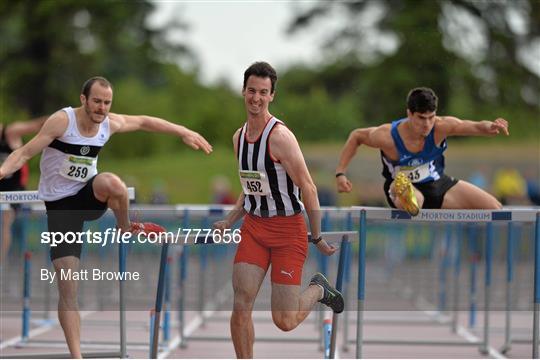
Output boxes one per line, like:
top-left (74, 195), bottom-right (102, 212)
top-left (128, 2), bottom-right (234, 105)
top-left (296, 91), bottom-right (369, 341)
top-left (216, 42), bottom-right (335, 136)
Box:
top-left (457, 325), bottom-right (506, 359)
top-left (0, 311), bottom-right (95, 349)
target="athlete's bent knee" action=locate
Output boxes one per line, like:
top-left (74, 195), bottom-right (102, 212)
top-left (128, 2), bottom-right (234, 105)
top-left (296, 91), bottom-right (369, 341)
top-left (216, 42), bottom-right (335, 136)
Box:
top-left (272, 312), bottom-right (298, 332)
top-left (98, 173), bottom-right (127, 197)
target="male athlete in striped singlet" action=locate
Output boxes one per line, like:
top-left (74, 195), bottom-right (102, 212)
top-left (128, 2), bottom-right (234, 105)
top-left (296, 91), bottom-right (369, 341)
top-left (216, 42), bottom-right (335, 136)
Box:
top-left (214, 62), bottom-right (344, 358)
top-left (335, 87), bottom-right (507, 215)
top-left (0, 77), bottom-right (212, 358)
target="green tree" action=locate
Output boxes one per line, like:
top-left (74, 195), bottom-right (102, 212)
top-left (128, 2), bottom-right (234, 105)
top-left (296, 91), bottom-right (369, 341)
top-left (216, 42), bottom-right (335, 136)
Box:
top-left (0, 0), bottom-right (192, 117)
top-left (286, 0), bottom-right (540, 136)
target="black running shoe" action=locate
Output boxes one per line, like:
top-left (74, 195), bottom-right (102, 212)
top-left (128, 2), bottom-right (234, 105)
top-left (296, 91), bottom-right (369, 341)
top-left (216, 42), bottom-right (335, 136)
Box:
top-left (309, 273), bottom-right (344, 313)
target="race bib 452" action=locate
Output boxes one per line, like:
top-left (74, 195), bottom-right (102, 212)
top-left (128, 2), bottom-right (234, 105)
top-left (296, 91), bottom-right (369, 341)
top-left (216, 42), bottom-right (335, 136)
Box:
top-left (239, 170), bottom-right (271, 196)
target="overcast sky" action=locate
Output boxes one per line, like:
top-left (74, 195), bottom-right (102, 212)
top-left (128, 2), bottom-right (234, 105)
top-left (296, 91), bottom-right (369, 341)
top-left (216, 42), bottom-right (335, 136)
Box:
top-left (149, 1), bottom-right (540, 90)
top-left (149, 1), bottom-right (332, 90)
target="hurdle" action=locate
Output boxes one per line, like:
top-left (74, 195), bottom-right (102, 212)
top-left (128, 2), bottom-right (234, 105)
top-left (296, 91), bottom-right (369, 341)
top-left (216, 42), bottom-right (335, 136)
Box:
top-left (498, 220), bottom-right (539, 353)
top-left (173, 205), bottom-right (234, 350)
top-left (148, 205), bottom-right (232, 357)
top-left (0, 188), bottom-right (135, 359)
top-left (149, 228), bottom-right (357, 359)
top-left (137, 205), bottom-right (237, 356)
top-left (350, 206), bottom-right (539, 359)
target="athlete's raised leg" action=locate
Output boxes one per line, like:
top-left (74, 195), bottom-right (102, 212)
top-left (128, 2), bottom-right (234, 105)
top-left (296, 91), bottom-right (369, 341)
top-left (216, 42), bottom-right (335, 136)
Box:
top-left (442, 180), bottom-right (502, 209)
top-left (270, 282), bottom-right (321, 332)
top-left (92, 172), bottom-right (165, 234)
top-left (92, 172), bottom-right (130, 230)
top-left (390, 173), bottom-right (424, 214)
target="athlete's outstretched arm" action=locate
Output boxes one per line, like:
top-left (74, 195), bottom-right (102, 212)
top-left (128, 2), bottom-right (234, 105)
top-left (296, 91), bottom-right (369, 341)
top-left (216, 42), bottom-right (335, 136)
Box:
top-left (270, 126), bottom-right (336, 256)
top-left (0, 113), bottom-right (67, 180)
top-left (437, 116), bottom-right (509, 138)
top-left (109, 113), bottom-right (213, 154)
top-left (335, 126), bottom-right (382, 193)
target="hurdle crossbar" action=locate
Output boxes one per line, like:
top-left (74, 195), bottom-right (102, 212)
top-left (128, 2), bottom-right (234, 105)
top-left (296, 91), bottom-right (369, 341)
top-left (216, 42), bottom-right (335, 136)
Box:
top-left (0, 187), bottom-right (135, 204)
top-left (351, 206), bottom-right (539, 359)
top-left (351, 206), bottom-right (538, 222)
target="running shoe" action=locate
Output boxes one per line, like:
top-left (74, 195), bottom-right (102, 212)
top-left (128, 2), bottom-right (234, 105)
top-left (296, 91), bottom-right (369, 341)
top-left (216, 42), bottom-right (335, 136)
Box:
top-left (129, 221), bottom-right (166, 235)
top-left (309, 273), bottom-right (344, 313)
top-left (394, 172), bottom-right (420, 216)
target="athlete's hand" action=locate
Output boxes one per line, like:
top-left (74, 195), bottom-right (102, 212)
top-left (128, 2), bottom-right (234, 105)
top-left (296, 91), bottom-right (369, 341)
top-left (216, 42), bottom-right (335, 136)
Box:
top-left (180, 128), bottom-right (213, 154)
top-left (336, 175), bottom-right (353, 193)
top-left (212, 219), bottom-right (231, 236)
top-left (487, 118), bottom-right (509, 136)
top-left (0, 168), bottom-right (4, 181)
top-left (315, 239), bottom-right (338, 256)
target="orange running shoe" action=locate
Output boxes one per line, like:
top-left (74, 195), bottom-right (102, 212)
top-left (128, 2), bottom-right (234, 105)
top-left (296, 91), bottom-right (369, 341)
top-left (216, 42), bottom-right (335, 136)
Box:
top-left (393, 172), bottom-right (420, 216)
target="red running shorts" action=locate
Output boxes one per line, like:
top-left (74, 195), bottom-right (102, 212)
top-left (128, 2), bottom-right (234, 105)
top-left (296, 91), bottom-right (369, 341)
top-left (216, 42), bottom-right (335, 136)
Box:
top-left (234, 213), bottom-right (308, 285)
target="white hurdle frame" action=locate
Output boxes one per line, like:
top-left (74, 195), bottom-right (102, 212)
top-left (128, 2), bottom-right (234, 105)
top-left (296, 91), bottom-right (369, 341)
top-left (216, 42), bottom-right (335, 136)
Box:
top-left (0, 188), bottom-right (135, 359)
top-left (351, 206), bottom-right (540, 359)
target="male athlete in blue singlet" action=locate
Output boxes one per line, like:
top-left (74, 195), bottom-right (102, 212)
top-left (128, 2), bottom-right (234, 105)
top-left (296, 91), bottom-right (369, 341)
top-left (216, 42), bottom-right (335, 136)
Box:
top-left (335, 87), bottom-right (508, 215)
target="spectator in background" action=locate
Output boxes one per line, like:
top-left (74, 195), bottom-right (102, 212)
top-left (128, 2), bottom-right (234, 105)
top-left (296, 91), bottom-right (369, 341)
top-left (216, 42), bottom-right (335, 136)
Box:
top-left (150, 180), bottom-right (169, 204)
top-left (523, 168), bottom-right (540, 206)
top-left (468, 165), bottom-right (490, 191)
top-left (527, 180), bottom-right (540, 205)
top-left (211, 175), bottom-right (235, 205)
top-left (493, 167), bottom-right (527, 205)
top-left (317, 185), bottom-right (336, 206)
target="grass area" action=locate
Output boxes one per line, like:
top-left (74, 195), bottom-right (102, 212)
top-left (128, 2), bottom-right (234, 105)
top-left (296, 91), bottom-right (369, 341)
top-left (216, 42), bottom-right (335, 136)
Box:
top-left (24, 140), bottom-right (538, 204)
top-left (98, 146), bottom-right (242, 203)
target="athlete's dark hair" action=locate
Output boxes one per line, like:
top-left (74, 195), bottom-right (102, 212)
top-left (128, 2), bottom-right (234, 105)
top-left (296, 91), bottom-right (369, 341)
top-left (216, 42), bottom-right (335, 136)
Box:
top-left (407, 87), bottom-right (438, 113)
top-left (243, 62), bottom-right (277, 93)
top-left (81, 76), bottom-right (112, 98)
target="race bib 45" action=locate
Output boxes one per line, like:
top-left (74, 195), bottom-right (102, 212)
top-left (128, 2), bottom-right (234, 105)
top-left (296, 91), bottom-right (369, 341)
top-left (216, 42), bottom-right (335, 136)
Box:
top-left (398, 162), bottom-right (431, 183)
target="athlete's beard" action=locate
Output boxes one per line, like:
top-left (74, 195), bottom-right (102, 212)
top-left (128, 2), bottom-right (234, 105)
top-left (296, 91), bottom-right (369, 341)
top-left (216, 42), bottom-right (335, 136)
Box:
top-left (84, 103), bottom-right (106, 124)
